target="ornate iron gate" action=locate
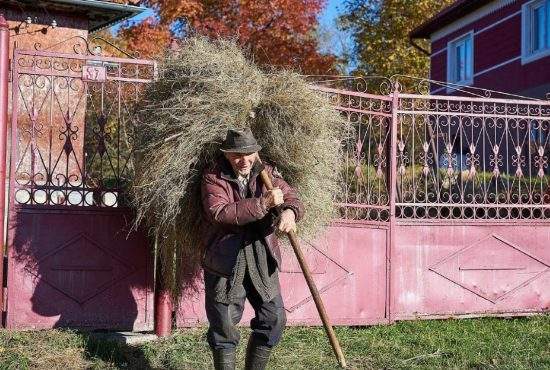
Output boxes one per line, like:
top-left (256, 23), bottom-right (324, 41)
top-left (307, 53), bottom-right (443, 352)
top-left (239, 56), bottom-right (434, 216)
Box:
top-left (177, 78), bottom-right (550, 327)
top-left (6, 38), bottom-right (156, 329)
top-left (3, 39), bottom-right (548, 330)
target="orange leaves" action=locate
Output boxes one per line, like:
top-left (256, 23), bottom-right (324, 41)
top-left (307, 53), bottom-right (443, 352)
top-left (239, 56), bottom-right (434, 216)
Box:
top-left (118, 17), bottom-right (172, 59)
top-left (117, 0), bottom-right (336, 74)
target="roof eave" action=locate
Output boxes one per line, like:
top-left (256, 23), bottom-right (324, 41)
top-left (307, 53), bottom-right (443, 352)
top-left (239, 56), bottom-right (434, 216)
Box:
top-left (48, 0), bottom-right (146, 31)
top-left (409, 0), bottom-right (494, 39)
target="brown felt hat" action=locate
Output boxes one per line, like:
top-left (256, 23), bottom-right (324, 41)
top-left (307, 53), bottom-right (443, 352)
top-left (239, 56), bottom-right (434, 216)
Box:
top-left (220, 128), bottom-right (262, 153)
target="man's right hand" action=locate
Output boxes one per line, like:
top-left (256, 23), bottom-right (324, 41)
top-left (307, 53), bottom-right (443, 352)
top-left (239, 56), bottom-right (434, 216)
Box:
top-left (262, 188), bottom-right (284, 209)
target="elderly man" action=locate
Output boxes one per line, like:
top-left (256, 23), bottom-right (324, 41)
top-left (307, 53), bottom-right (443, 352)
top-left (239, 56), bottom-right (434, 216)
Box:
top-left (201, 128), bottom-right (304, 370)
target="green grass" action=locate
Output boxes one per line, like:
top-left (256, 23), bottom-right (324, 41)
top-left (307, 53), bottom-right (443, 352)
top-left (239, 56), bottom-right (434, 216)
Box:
top-left (0, 316), bottom-right (548, 369)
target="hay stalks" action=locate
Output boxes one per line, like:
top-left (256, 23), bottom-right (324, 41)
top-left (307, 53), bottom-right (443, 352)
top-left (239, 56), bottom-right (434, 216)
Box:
top-left (131, 37), bottom-right (347, 299)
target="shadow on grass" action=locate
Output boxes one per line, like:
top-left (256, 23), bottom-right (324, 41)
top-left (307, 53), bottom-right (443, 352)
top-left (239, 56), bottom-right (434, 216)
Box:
top-left (77, 331), bottom-right (155, 369)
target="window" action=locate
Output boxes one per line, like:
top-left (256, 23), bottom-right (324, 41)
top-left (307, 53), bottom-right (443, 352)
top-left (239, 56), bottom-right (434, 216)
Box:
top-left (522, 0), bottom-right (550, 64)
top-left (447, 32), bottom-right (474, 86)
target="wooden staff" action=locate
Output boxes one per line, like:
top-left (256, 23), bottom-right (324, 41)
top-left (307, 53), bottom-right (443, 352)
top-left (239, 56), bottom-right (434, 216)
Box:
top-left (259, 167), bottom-right (347, 369)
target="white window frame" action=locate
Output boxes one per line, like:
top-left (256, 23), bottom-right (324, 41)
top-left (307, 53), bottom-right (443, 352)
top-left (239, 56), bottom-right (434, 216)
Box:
top-left (446, 31), bottom-right (474, 88)
top-left (522, 0), bottom-right (550, 64)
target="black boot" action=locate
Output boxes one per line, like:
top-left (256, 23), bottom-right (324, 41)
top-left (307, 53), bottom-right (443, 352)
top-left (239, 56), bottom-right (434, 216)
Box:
top-left (245, 337), bottom-right (272, 370)
top-left (212, 348), bottom-right (236, 370)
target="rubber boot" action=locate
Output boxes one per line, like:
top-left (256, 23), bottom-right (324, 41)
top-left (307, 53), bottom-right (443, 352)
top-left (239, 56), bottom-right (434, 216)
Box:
top-left (212, 348), bottom-right (236, 370)
top-left (244, 337), bottom-right (272, 370)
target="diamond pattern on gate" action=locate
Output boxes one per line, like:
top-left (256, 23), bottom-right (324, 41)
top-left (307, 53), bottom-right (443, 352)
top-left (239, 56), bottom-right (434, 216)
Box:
top-left (429, 234), bottom-right (549, 303)
top-left (279, 237), bottom-right (352, 312)
top-left (28, 232), bottom-right (136, 305)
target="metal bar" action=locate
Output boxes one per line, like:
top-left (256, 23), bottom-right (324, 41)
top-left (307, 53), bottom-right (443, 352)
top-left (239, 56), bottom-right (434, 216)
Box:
top-left (311, 85), bottom-right (393, 101)
top-left (333, 106), bottom-right (392, 118)
top-left (395, 203), bottom-right (550, 208)
top-left (15, 49), bottom-right (156, 66)
top-left (0, 14), bottom-right (9, 320)
top-left (397, 110), bottom-right (550, 120)
top-left (16, 69), bottom-right (155, 84)
top-left (335, 203), bottom-right (390, 210)
top-left (398, 93), bottom-right (550, 106)
top-left (386, 83), bottom-right (400, 323)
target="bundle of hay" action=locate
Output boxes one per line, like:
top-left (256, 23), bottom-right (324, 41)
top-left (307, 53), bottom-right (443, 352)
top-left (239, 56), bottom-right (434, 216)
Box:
top-left (131, 37), bottom-right (346, 298)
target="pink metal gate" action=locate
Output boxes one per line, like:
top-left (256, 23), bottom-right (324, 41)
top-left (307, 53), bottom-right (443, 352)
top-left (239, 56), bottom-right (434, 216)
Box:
top-left (391, 88), bottom-right (550, 319)
top-left (5, 38), bottom-right (157, 329)
top-left (177, 78), bottom-right (550, 327)
top-left (2, 37), bottom-right (548, 329)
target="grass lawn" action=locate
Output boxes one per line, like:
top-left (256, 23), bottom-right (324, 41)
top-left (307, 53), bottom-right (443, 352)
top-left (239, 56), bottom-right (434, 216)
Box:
top-left (0, 315), bottom-right (547, 369)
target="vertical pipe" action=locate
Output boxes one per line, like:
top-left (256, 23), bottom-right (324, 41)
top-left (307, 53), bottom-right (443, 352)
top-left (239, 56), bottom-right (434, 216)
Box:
top-left (0, 14), bottom-right (10, 316)
top-left (386, 82), bottom-right (400, 323)
top-left (154, 235), bottom-right (172, 337)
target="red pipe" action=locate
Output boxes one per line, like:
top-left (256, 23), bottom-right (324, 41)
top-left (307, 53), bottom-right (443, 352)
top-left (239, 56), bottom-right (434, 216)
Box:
top-left (154, 260), bottom-right (173, 337)
top-left (0, 14), bottom-right (10, 315)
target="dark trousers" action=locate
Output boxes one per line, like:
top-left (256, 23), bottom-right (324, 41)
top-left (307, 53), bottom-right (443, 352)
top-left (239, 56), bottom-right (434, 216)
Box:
top-left (204, 270), bottom-right (286, 350)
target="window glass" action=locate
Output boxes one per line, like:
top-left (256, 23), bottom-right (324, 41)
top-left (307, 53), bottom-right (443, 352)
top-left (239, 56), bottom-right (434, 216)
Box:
top-left (465, 37), bottom-right (473, 79)
top-left (451, 36), bottom-right (473, 83)
top-left (533, 4), bottom-right (546, 51)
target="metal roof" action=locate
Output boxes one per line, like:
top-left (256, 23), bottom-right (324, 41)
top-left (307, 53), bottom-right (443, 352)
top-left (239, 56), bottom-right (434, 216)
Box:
top-left (3, 0), bottom-right (146, 32)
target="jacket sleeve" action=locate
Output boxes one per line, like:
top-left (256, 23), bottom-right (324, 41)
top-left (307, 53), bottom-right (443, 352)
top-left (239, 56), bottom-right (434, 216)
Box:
top-left (271, 168), bottom-right (305, 222)
top-left (202, 172), bottom-right (269, 226)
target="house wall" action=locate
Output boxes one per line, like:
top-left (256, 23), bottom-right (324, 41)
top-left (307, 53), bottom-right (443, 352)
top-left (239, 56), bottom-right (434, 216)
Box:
top-left (428, 0), bottom-right (550, 97)
top-left (3, 7), bottom-right (88, 53)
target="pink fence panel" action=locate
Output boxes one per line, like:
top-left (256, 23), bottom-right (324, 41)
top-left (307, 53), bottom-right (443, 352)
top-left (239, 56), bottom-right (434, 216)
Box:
top-left (177, 223), bottom-right (388, 327)
top-left (391, 222), bottom-right (549, 320)
top-left (6, 207), bottom-right (153, 330)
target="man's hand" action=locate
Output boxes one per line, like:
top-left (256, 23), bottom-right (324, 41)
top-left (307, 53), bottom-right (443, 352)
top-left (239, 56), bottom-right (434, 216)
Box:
top-left (278, 209), bottom-right (297, 233)
top-left (262, 188), bottom-right (284, 209)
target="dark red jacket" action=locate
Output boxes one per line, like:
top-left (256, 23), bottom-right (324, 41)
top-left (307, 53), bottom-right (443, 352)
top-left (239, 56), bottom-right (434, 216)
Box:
top-left (201, 158), bottom-right (304, 277)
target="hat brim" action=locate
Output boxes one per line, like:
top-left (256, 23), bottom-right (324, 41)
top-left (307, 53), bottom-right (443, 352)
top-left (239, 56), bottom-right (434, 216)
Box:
top-left (220, 144), bottom-right (262, 154)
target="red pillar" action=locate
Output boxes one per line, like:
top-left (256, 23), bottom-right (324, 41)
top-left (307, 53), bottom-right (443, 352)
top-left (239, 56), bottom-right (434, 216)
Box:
top-left (154, 257), bottom-right (173, 337)
top-left (0, 14), bottom-right (10, 315)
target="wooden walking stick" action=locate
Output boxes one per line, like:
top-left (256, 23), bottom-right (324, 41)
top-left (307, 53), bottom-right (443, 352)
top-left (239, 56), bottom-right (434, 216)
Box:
top-left (259, 165), bottom-right (347, 369)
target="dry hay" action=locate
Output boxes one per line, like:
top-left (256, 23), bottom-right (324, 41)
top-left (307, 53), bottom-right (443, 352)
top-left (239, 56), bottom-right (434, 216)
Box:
top-left (131, 37), bottom-right (347, 298)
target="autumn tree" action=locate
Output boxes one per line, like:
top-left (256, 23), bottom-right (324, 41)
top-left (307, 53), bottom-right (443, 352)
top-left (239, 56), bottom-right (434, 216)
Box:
top-left (117, 18), bottom-right (172, 59)
top-left (117, 0), bottom-right (337, 74)
top-left (338, 0), bottom-right (454, 78)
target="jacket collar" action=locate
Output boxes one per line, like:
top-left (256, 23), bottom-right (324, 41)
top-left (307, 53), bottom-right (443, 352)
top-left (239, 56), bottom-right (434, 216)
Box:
top-left (218, 156), bottom-right (265, 183)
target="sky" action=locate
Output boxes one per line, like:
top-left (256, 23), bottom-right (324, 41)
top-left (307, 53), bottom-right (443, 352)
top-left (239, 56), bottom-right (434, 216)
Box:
top-left (320, 0), bottom-right (343, 26)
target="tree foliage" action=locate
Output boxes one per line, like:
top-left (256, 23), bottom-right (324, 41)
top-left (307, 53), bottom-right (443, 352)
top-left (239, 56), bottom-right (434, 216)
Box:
top-left (115, 0), bottom-right (336, 74)
top-left (339, 0), bottom-right (454, 78)
top-left (118, 18), bottom-right (172, 59)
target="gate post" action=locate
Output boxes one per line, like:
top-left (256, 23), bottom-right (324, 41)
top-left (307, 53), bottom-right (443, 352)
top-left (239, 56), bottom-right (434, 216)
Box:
top-left (0, 14), bottom-right (10, 315)
top-left (386, 81), bottom-right (400, 323)
top-left (154, 235), bottom-right (173, 337)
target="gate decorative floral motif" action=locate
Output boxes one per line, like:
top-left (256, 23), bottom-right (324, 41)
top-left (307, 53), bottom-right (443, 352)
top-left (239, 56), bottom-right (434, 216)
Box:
top-left (11, 49), bottom-right (550, 220)
top-left (314, 77), bottom-right (550, 221)
top-left (10, 37), bottom-right (156, 207)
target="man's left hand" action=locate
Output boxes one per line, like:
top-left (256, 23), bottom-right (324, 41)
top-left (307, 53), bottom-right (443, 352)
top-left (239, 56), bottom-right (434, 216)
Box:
top-left (278, 209), bottom-right (297, 233)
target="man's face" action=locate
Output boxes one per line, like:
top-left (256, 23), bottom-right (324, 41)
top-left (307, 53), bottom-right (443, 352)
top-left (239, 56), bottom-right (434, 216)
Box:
top-left (224, 152), bottom-right (257, 176)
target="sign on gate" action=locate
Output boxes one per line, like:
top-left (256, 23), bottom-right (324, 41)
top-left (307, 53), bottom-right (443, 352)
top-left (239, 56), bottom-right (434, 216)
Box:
top-left (82, 65), bottom-right (106, 82)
